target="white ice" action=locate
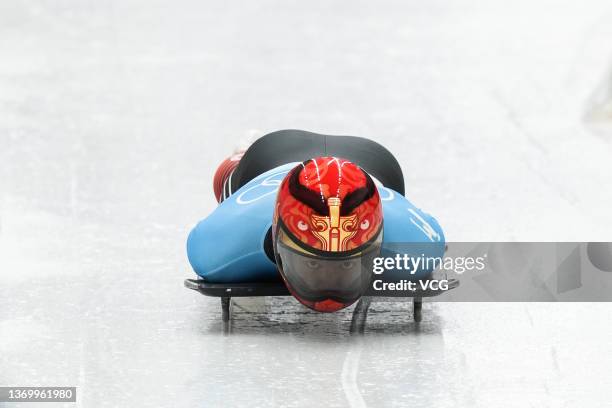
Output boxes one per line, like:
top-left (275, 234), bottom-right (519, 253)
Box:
top-left (1, 0), bottom-right (612, 407)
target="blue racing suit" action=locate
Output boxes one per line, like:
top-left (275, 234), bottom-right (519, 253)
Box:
top-left (187, 163), bottom-right (445, 283)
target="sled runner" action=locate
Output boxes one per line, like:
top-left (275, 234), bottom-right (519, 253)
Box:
top-left (184, 276), bottom-right (459, 328)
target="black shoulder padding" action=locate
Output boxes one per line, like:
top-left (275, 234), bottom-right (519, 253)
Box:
top-left (230, 129), bottom-right (405, 196)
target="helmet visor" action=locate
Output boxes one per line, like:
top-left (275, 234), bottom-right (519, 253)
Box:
top-left (275, 227), bottom-right (382, 306)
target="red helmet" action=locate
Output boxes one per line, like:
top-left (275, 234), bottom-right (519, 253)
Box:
top-left (272, 157), bottom-right (383, 312)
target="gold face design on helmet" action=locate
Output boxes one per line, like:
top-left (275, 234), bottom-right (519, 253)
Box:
top-left (310, 197), bottom-right (358, 252)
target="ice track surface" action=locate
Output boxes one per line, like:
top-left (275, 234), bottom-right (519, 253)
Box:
top-left (2, 0), bottom-right (612, 407)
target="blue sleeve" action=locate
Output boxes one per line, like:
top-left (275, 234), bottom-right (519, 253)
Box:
top-left (186, 164), bottom-right (297, 283)
top-left (379, 186), bottom-right (446, 279)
